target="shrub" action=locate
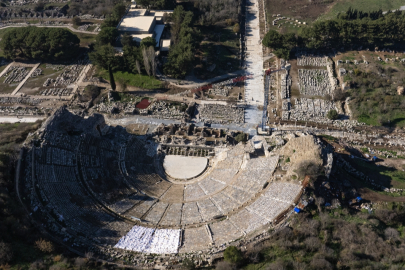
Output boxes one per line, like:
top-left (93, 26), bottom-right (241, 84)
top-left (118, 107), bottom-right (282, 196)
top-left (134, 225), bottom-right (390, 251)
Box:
top-left (216, 260), bottom-right (237, 270)
top-left (327, 109), bottom-right (339, 120)
top-left (235, 133), bottom-right (247, 143)
top-left (310, 257), bottom-right (333, 270)
top-left (354, 69), bottom-right (361, 76)
top-left (74, 257), bottom-right (87, 268)
top-left (182, 258), bottom-right (195, 270)
top-left (53, 255), bottom-right (62, 262)
top-left (35, 239), bottom-right (54, 253)
top-left (0, 242), bottom-right (13, 264)
top-left (296, 161), bottom-right (323, 179)
top-left (223, 246), bottom-right (243, 264)
top-left (81, 85), bottom-right (100, 102)
top-left (72, 16), bottom-right (82, 27)
top-left (29, 259), bottom-right (46, 270)
top-left (384, 227), bottom-right (399, 241)
top-left (304, 237), bottom-right (321, 252)
top-left (233, 23), bottom-right (240, 33)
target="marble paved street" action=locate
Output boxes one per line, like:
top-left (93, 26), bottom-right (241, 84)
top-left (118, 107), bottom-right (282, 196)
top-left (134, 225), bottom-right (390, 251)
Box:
top-left (244, 0), bottom-right (264, 126)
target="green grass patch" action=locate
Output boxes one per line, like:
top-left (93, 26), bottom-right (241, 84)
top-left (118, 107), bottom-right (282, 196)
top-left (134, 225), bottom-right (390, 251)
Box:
top-left (361, 147), bottom-right (369, 153)
top-left (320, 134), bottom-right (338, 142)
top-left (319, 0), bottom-right (405, 20)
top-left (96, 70), bottom-right (163, 90)
top-left (67, 30), bottom-right (97, 47)
top-left (357, 114), bottom-right (379, 126)
top-left (356, 111), bottom-right (405, 127)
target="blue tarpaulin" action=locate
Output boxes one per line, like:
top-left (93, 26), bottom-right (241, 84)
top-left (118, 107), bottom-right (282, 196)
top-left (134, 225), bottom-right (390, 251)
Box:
top-left (356, 197), bottom-right (362, 201)
top-left (294, 207), bottom-right (301, 213)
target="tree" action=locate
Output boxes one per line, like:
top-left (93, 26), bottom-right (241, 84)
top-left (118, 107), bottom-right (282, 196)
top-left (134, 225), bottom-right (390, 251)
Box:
top-left (112, 2), bottom-right (126, 21)
top-left (72, 16), bottom-right (81, 27)
top-left (147, 46), bottom-right (157, 77)
top-left (34, 1), bottom-right (45, 12)
top-left (170, 6), bottom-right (193, 45)
top-left (137, 0), bottom-right (175, 9)
top-left (89, 44), bottom-right (119, 70)
top-left (223, 246), bottom-right (243, 264)
top-left (102, 16), bottom-right (119, 28)
top-left (233, 23), bottom-right (240, 34)
top-left (96, 27), bottom-right (119, 45)
top-left (136, 60), bottom-right (141, 75)
top-left (123, 45), bottom-right (142, 74)
top-left (262, 30), bottom-right (284, 49)
top-left (121, 33), bottom-right (134, 47)
top-left (163, 39), bottom-right (194, 78)
top-left (315, 196), bottom-right (325, 212)
top-left (35, 239), bottom-right (54, 253)
top-left (109, 65), bottom-right (116, 91)
top-left (142, 47), bottom-right (151, 76)
top-left (273, 48), bottom-right (290, 60)
top-left (89, 44), bottom-right (119, 90)
top-left (0, 242), bottom-right (13, 264)
top-left (137, 0), bottom-right (151, 8)
top-left (140, 37), bottom-right (156, 49)
top-left (0, 27), bottom-right (80, 61)
top-left (327, 109), bottom-right (339, 120)
top-left (164, 6), bottom-right (195, 78)
top-left (67, 2), bottom-right (80, 16)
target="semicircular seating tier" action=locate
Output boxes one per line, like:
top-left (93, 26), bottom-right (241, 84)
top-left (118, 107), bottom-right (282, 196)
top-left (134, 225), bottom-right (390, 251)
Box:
top-left (21, 128), bottom-right (304, 255)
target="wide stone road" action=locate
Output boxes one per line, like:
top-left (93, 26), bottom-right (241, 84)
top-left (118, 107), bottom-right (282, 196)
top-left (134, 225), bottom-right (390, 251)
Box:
top-left (244, 0), bottom-right (263, 128)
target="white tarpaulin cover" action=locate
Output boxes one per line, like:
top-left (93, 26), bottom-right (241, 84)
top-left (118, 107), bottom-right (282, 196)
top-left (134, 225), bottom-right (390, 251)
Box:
top-left (114, 226), bottom-right (181, 254)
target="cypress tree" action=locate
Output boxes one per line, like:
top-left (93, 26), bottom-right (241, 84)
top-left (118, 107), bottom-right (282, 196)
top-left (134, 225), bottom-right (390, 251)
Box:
top-left (108, 65), bottom-right (116, 91)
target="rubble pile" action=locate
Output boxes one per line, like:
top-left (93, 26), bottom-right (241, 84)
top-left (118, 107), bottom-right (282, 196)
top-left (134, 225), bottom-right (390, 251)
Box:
top-left (0, 106), bottom-right (50, 115)
top-left (39, 88), bottom-right (73, 96)
top-left (53, 57), bottom-right (88, 86)
top-left (289, 98), bottom-right (337, 121)
top-left (298, 69), bottom-right (332, 96)
top-left (42, 56), bottom-right (88, 87)
top-left (30, 68), bottom-right (43, 77)
top-left (195, 104), bottom-right (244, 124)
top-left (146, 101), bottom-right (185, 119)
top-left (297, 52), bottom-right (329, 66)
top-left (2, 66), bottom-right (29, 84)
top-left (46, 64), bottom-right (65, 70)
top-left (0, 96), bottom-right (42, 105)
top-left (208, 86), bottom-right (230, 96)
top-left (78, 24), bottom-right (90, 31)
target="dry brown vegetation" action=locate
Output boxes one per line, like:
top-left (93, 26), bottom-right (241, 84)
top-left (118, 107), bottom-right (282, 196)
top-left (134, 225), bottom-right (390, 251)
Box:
top-left (245, 206), bottom-right (405, 269)
top-left (35, 239), bottom-right (55, 253)
top-left (280, 135), bottom-right (323, 178)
